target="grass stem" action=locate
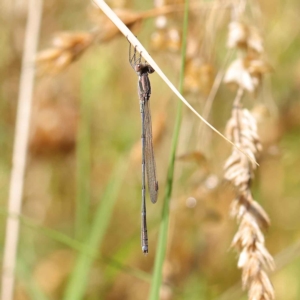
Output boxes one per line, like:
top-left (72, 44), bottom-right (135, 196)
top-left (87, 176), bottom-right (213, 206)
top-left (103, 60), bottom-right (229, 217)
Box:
top-left (1, 1), bottom-right (43, 299)
top-left (63, 159), bottom-right (128, 300)
top-left (148, 1), bottom-right (189, 299)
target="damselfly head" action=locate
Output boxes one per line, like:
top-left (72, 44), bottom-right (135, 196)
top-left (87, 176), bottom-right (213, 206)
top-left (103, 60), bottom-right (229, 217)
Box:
top-left (134, 63), bottom-right (155, 75)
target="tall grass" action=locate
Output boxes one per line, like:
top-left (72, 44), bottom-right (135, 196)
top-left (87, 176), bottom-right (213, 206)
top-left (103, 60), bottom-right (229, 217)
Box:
top-left (149, 1), bottom-right (189, 299)
top-left (62, 57), bottom-right (130, 300)
top-left (1, 1), bottom-right (43, 299)
top-left (63, 158), bottom-right (128, 300)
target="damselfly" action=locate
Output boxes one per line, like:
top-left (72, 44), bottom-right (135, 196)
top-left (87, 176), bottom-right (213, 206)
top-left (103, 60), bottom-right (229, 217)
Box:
top-left (128, 42), bottom-right (158, 254)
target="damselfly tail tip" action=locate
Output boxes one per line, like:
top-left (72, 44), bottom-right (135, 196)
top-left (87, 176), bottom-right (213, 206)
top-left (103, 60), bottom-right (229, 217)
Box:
top-left (142, 246), bottom-right (148, 255)
top-left (151, 196), bottom-right (158, 204)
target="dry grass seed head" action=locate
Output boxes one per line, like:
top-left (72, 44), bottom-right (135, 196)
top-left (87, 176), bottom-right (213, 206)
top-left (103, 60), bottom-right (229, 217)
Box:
top-left (248, 271), bottom-right (275, 300)
top-left (224, 108), bottom-right (262, 193)
top-left (224, 102), bottom-right (275, 299)
top-left (224, 58), bottom-right (257, 92)
top-left (36, 32), bottom-right (94, 74)
top-left (224, 8), bottom-right (275, 300)
top-left (227, 21), bottom-right (264, 53)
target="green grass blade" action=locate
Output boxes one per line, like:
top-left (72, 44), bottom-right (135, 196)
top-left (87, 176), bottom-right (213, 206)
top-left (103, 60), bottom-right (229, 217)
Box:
top-left (0, 210), bottom-right (150, 283)
top-left (63, 159), bottom-right (128, 300)
top-left (148, 1), bottom-right (189, 299)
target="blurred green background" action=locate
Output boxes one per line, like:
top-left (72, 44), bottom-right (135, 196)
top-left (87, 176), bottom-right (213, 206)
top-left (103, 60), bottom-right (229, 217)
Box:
top-left (1, 0), bottom-right (300, 299)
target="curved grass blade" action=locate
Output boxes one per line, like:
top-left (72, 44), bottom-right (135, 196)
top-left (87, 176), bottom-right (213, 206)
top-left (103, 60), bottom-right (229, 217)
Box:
top-left (93, 0), bottom-right (258, 166)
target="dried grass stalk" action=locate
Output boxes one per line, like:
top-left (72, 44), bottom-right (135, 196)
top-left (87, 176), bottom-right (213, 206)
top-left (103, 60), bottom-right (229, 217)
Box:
top-left (224, 89), bottom-right (275, 300)
top-left (1, 1), bottom-right (43, 300)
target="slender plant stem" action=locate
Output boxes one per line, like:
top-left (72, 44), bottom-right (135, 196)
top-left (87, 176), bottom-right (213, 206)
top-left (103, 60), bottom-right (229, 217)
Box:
top-left (63, 159), bottom-right (128, 300)
top-left (148, 1), bottom-right (189, 299)
top-left (0, 1), bottom-right (43, 300)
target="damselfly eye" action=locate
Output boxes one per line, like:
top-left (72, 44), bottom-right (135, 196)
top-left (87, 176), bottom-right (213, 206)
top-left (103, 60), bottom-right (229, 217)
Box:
top-left (135, 64), bottom-right (142, 72)
top-left (147, 65), bottom-right (155, 74)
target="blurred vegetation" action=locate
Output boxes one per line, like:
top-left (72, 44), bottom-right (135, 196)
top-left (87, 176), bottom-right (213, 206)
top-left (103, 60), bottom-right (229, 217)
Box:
top-left (1, 0), bottom-right (300, 299)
